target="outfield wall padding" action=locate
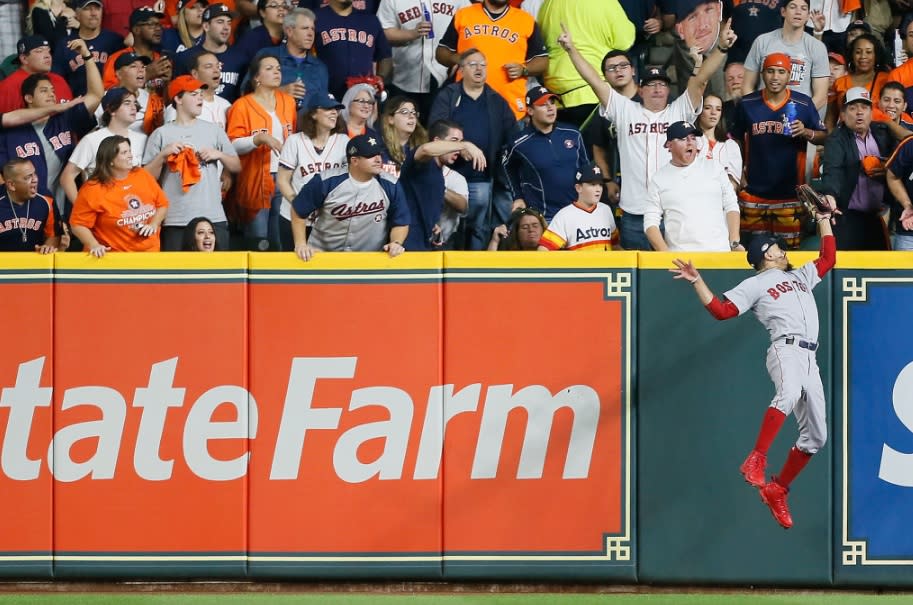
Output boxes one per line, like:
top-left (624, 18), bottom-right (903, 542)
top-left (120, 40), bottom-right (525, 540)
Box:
top-left (0, 250), bottom-right (909, 586)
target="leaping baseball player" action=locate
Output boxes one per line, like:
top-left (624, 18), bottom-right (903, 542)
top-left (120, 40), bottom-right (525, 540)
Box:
top-left (670, 195), bottom-right (838, 529)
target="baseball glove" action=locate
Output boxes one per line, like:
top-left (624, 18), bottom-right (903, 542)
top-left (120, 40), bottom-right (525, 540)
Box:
top-left (796, 184), bottom-right (832, 217)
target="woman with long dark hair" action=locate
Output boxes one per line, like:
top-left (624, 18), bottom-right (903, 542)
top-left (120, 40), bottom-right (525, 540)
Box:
top-left (828, 33), bottom-right (891, 129)
top-left (226, 54), bottom-right (297, 250)
top-left (698, 93), bottom-right (742, 192)
top-left (181, 216), bottom-right (218, 251)
top-left (70, 135), bottom-right (169, 256)
top-left (276, 94), bottom-right (349, 250)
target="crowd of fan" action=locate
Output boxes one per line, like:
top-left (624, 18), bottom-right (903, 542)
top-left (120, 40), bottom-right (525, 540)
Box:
top-left (2, 0), bottom-right (913, 258)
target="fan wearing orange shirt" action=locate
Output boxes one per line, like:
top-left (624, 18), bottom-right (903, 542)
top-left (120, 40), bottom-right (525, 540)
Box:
top-left (70, 135), bottom-right (169, 255)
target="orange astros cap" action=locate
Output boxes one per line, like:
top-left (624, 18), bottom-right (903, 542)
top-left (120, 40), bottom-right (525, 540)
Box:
top-left (762, 53), bottom-right (791, 70)
top-left (168, 74), bottom-right (208, 99)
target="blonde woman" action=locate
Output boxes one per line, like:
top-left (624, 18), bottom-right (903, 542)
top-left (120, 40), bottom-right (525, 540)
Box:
top-left (27, 0), bottom-right (77, 48)
top-left (162, 0), bottom-right (207, 53)
top-left (379, 95), bottom-right (427, 179)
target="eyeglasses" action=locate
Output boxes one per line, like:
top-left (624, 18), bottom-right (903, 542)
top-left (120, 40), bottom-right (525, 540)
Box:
top-left (605, 62), bottom-right (631, 73)
top-left (263, 3), bottom-right (285, 9)
top-left (352, 98), bottom-right (376, 105)
top-left (463, 61), bottom-right (487, 69)
top-left (137, 21), bottom-right (163, 28)
top-left (395, 109), bottom-right (419, 117)
top-left (643, 81), bottom-right (669, 88)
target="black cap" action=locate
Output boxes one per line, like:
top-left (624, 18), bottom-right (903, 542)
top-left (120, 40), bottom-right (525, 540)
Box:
top-left (203, 2), bottom-right (236, 21)
top-left (129, 6), bottom-right (164, 28)
top-left (525, 85), bottom-right (560, 108)
top-left (16, 35), bottom-right (49, 58)
top-left (74, 0), bottom-right (103, 8)
top-left (347, 134), bottom-right (385, 159)
top-left (114, 52), bottom-right (152, 70)
top-left (847, 19), bottom-right (871, 34)
top-left (575, 162), bottom-right (604, 184)
top-left (746, 235), bottom-right (785, 267)
top-left (666, 120), bottom-right (702, 142)
top-left (639, 66), bottom-right (671, 86)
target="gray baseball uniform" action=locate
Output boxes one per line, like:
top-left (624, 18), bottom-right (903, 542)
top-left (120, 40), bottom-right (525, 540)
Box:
top-left (291, 166), bottom-right (412, 252)
top-left (723, 260), bottom-right (827, 454)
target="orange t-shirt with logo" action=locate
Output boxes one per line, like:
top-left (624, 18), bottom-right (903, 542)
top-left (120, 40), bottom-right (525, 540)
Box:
top-left (447, 4), bottom-right (542, 119)
top-left (70, 168), bottom-right (169, 252)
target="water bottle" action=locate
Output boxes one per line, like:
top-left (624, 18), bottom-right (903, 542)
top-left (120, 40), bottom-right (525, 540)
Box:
top-left (782, 100), bottom-right (797, 136)
top-left (422, 2), bottom-right (434, 39)
top-left (896, 29), bottom-right (908, 67)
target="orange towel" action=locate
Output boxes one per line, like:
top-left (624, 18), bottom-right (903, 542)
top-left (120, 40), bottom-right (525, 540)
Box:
top-left (166, 147), bottom-right (202, 192)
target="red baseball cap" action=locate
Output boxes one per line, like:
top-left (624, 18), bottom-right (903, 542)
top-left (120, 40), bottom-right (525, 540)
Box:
top-left (828, 51), bottom-right (846, 66)
top-left (762, 52), bottom-right (792, 70)
top-left (169, 74), bottom-right (208, 99)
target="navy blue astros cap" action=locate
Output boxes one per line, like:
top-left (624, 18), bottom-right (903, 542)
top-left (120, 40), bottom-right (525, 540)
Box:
top-left (639, 66), bottom-right (671, 86)
top-left (306, 92), bottom-right (345, 112)
top-left (666, 120), bottom-right (702, 142)
top-left (575, 162), bottom-right (603, 184)
top-left (347, 134), bottom-right (384, 159)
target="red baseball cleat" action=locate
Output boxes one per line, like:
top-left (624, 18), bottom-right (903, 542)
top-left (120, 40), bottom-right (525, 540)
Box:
top-left (739, 450), bottom-right (767, 488)
top-left (759, 480), bottom-right (793, 529)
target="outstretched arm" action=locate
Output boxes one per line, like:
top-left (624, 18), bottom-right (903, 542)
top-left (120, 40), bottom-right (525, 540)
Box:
top-left (670, 259), bottom-right (739, 320)
top-left (557, 23), bottom-right (613, 109)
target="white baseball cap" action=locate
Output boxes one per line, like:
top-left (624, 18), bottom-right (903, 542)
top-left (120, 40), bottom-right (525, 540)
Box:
top-left (845, 87), bottom-right (872, 106)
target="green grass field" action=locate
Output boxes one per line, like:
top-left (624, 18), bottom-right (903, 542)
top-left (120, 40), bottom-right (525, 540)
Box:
top-left (0, 594), bottom-right (910, 605)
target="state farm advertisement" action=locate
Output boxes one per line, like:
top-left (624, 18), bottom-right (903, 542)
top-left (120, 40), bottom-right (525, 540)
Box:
top-left (0, 254), bottom-right (631, 578)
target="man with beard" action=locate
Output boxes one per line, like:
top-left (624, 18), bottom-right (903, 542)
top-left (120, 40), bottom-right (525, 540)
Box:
top-left (644, 120), bottom-right (741, 252)
top-left (103, 7), bottom-right (173, 94)
top-left (741, 0), bottom-right (830, 111)
top-left (176, 4), bottom-right (246, 103)
top-left (143, 75), bottom-right (241, 250)
top-left (291, 134), bottom-right (410, 259)
top-left (558, 19), bottom-right (734, 250)
top-left (503, 85), bottom-right (588, 222)
top-left (730, 52), bottom-right (827, 248)
top-left (52, 0), bottom-right (125, 97)
top-left (436, 0), bottom-right (548, 120)
top-left (670, 202), bottom-right (837, 531)
top-left (314, 0), bottom-right (392, 101)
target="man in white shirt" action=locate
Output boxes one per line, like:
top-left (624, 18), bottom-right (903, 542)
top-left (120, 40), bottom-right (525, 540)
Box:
top-left (557, 18), bottom-right (735, 250)
top-left (644, 120), bottom-right (742, 252)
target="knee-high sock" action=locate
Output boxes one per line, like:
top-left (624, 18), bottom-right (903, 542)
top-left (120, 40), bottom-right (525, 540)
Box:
top-left (777, 446), bottom-right (813, 487)
top-left (754, 407), bottom-right (786, 454)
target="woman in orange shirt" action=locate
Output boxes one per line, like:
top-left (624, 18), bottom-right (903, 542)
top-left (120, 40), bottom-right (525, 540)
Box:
top-left (70, 135), bottom-right (169, 256)
top-left (227, 54), bottom-right (296, 251)
top-left (828, 33), bottom-right (892, 129)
